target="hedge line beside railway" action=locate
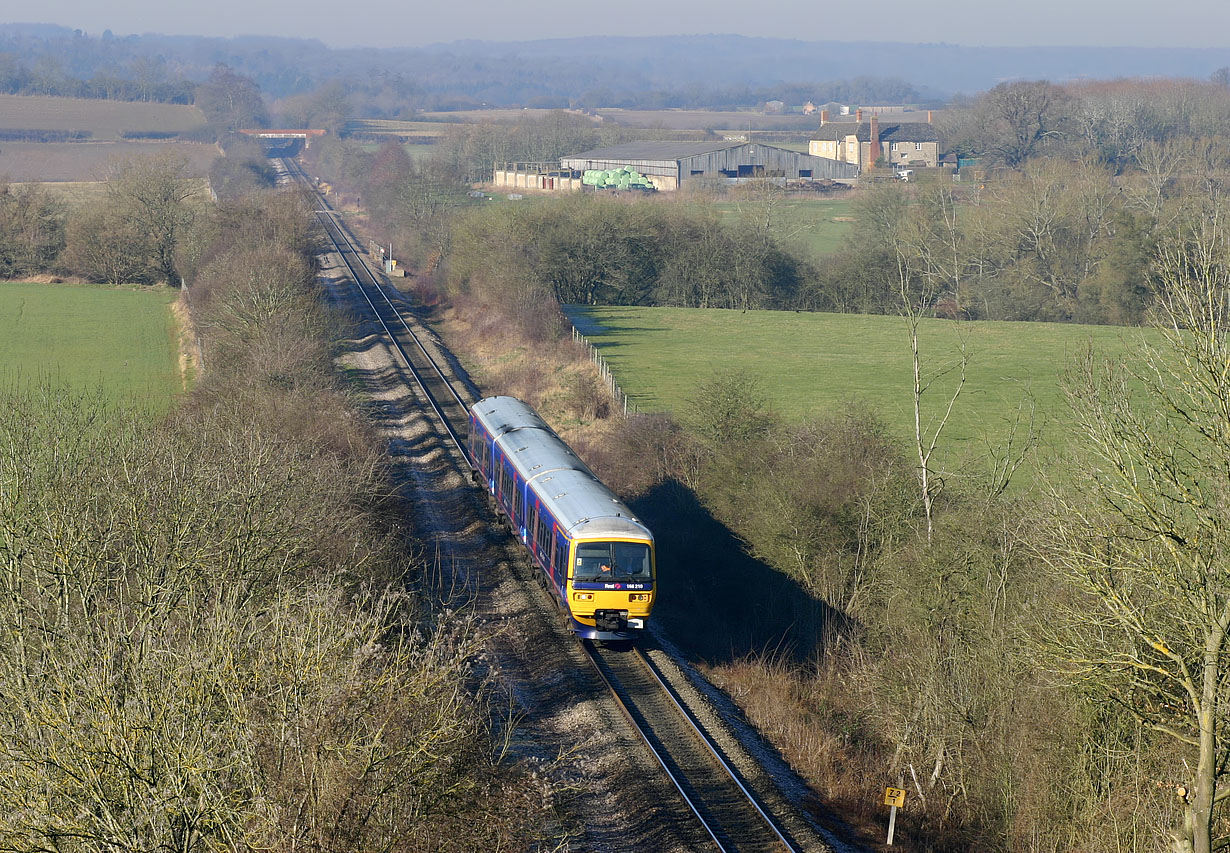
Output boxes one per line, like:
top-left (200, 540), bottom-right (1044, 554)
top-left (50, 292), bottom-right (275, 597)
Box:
top-left (0, 189), bottom-right (551, 850)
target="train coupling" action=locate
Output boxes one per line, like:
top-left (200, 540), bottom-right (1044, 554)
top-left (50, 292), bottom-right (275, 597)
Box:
top-left (594, 609), bottom-right (631, 633)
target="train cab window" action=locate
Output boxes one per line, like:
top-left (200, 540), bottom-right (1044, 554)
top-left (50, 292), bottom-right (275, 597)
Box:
top-left (573, 542), bottom-right (651, 581)
top-left (553, 537), bottom-right (567, 579)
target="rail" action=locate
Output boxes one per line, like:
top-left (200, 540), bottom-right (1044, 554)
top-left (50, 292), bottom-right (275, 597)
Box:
top-left (581, 641), bottom-right (802, 853)
top-left (283, 155), bottom-right (810, 853)
top-left (280, 157), bottom-right (472, 457)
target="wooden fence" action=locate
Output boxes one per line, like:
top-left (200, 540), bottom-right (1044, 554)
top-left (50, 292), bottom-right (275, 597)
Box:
top-left (571, 326), bottom-right (637, 415)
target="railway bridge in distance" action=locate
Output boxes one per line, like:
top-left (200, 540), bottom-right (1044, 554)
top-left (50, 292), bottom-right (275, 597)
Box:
top-left (239, 129), bottom-right (327, 152)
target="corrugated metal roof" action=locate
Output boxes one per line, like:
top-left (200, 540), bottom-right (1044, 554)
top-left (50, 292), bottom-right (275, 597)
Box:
top-left (562, 140), bottom-right (745, 162)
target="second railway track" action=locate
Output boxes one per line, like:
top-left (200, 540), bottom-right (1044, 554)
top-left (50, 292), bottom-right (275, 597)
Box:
top-left (282, 156), bottom-right (474, 452)
top-left (282, 156), bottom-right (830, 853)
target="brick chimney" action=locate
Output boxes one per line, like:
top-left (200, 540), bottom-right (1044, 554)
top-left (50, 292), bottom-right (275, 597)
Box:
top-left (927, 110), bottom-right (933, 123)
top-left (855, 107), bottom-right (863, 122)
top-left (868, 115), bottom-right (880, 168)
top-left (820, 109), bottom-right (829, 125)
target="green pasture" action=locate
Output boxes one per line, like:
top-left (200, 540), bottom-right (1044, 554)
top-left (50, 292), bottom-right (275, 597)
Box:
top-left (569, 306), bottom-right (1151, 478)
top-left (0, 282), bottom-right (182, 405)
top-left (713, 196), bottom-right (855, 257)
top-left (344, 119), bottom-right (447, 139)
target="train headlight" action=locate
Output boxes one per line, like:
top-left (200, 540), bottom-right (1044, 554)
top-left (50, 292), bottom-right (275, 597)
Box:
top-left (629, 593), bottom-right (650, 602)
top-left (573, 592), bottom-right (594, 601)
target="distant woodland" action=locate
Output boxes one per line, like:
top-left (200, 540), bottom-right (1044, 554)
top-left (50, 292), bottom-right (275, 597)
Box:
top-left (3, 23), bottom-right (1230, 111)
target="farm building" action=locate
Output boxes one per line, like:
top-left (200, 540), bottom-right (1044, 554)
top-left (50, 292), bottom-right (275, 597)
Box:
top-left (809, 109), bottom-right (941, 170)
top-left (558, 141), bottom-right (859, 191)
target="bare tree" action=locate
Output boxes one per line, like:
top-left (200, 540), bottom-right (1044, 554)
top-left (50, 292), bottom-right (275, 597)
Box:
top-left (978, 80), bottom-right (1072, 167)
top-left (61, 199), bottom-right (149, 283)
top-left (1127, 139), bottom-right (1187, 226)
top-left (106, 153), bottom-right (199, 284)
top-left (194, 64), bottom-right (268, 133)
top-left (861, 184), bottom-right (969, 541)
top-left (901, 257), bottom-right (967, 544)
top-left (0, 180), bottom-right (63, 277)
top-left (1044, 196), bottom-right (1230, 853)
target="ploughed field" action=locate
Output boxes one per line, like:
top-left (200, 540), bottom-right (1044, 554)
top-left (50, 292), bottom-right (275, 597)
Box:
top-left (0, 94), bottom-right (206, 139)
top-left (0, 95), bottom-right (215, 182)
top-left (569, 306), bottom-right (1149, 478)
top-left (0, 282), bottom-right (182, 404)
top-left (0, 143), bottom-right (218, 182)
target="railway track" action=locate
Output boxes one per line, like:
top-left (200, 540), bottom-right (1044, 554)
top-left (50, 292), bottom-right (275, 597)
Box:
top-left (281, 156), bottom-right (818, 853)
top-left (281, 156), bottom-right (474, 453)
top-left (586, 642), bottom-right (802, 852)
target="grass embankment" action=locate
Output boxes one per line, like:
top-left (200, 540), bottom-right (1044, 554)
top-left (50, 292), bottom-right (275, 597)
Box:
top-left (714, 196), bottom-right (855, 257)
top-left (569, 305), bottom-right (1145, 476)
top-left (0, 281), bottom-right (182, 404)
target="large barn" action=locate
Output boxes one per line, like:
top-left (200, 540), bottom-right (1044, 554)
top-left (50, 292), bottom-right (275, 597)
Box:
top-left (558, 140), bottom-right (859, 191)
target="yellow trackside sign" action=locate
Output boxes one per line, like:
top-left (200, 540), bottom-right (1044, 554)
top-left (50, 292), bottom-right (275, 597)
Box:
top-left (884, 787), bottom-right (907, 808)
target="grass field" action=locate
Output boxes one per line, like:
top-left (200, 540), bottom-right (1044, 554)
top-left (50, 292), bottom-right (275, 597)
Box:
top-left (714, 196), bottom-right (856, 257)
top-left (0, 141), bottom-right (218, 182)
top-left (594, 108), bottom-right (819, 131)
top-left (10, 180), bottom-right (112, 205)
top-left (344, 119), bottom-right (449, 139)
top-left (415, 109), bottom-right (602, 125)
top-left (12, 178), bottom-right (209, 207)
top-left (0, 95), bottom-right (206, 140)
top-left (567, 306), bottom-right (1150, 478)
top-left (0, 281), bottom-right (182, 405)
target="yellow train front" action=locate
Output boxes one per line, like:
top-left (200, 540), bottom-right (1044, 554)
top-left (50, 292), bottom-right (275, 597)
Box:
top-left (468, 396), bottom-right (656, 640)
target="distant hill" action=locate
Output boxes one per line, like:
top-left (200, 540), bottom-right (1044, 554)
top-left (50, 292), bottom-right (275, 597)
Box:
top-left (1, 24), bottom-right (1228, 103)
top-left (416, 35), bottom-right (1230, 96)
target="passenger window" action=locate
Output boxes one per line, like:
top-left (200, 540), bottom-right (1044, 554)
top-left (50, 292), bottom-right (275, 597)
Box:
top-left (538, 517), bottom-right (550, 555)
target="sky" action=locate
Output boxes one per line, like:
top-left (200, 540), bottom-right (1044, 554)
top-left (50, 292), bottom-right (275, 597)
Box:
top-left (4, 0), bottom-right (1230, 50)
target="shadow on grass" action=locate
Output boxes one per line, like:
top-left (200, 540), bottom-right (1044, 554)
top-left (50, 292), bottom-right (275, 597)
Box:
top-left (630, 478), bottom-right (849, 667)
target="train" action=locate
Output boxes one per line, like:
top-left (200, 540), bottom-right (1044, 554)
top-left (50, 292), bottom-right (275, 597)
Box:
top-left (467, 396), bottom-right (656, 640)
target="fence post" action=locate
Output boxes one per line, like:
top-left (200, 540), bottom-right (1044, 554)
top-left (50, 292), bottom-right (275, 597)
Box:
top-left (569, 319), bottom-right (637, 417)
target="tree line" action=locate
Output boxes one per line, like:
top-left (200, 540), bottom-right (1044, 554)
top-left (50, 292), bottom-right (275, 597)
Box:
top-left (0, 183), bottom-right (556, 849)
top-left (444, 192), bottom-right (808, 316)
top-left (0, 25), bottom-right (924, 115)
top-left (1, 136), bottom-right (277, 287)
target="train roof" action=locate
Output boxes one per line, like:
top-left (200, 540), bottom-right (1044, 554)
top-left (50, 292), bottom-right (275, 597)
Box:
top-left (473, 396), bottom-right (652, 543)
top-left (472, 396), bottom-right (555, 438)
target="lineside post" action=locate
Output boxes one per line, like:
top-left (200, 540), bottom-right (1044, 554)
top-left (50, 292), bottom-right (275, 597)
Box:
top-left (884, 786), bottom-right (906, 845)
